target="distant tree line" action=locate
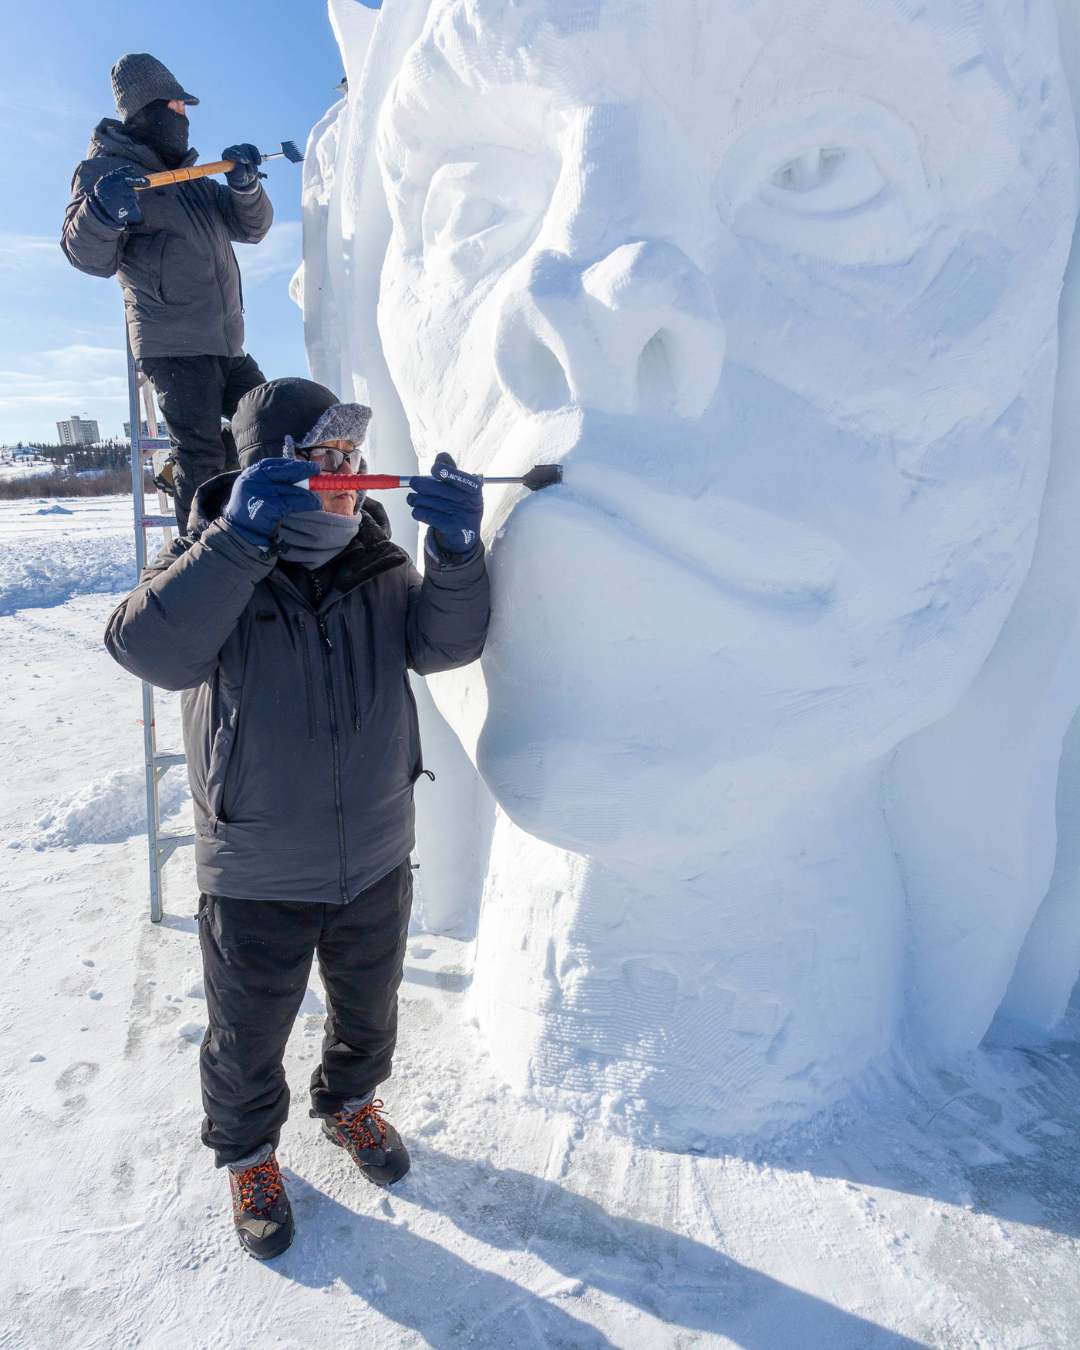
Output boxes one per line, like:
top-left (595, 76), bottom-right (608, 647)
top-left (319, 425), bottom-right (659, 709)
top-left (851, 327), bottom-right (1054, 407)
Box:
top-left (21, 440), bottom-right (132, 472)
top-left (0, 439), bottom-right (155, 500)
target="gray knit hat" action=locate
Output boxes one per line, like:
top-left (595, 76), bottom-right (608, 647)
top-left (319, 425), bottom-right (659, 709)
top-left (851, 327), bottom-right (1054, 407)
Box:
top-left (111, 53), bottom-right (200, 122)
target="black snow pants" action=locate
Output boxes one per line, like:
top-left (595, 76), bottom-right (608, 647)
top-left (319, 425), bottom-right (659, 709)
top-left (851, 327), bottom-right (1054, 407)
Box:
top-left (139, 352), bottom-right (265, 530)
top-left (197, 859), bottom-right (414, 1167)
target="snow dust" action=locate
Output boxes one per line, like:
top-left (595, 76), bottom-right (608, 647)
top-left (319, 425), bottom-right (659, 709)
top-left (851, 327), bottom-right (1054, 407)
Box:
top-left (294, 0), bottom-right (1080, 1143)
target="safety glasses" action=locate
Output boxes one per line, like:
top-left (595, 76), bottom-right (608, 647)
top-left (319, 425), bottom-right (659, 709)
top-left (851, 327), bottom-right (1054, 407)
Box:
top-left (293, 443), bottom-right (364, 473)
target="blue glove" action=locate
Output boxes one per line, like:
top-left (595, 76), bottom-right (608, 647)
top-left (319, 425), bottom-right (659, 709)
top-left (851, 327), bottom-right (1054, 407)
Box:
top-left (221, 457), bottom-right (319, 547)
top-left (222, 143), bottom-right (262, 192)
top-left (407, 452), bottom-right (484, 555)
top-left (90, 165), bottom-right (145, 228)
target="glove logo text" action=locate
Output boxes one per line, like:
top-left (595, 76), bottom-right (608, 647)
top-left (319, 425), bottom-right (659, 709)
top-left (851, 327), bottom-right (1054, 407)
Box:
top-left (463, 528), bottom-right (476, 546)
top-left (247, 498), bottom-right (264, 520)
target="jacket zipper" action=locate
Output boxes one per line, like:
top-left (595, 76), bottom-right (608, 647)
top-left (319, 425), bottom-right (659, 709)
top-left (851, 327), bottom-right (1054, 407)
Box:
top-left (313, 576), bottom-right (349, 903)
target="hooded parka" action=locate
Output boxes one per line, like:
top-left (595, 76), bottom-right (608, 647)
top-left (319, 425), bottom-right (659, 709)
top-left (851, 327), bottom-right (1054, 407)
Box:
top-left (104, 474), bottom-right (490, 903)
top-left (61, 119), bottom-right (272, 358)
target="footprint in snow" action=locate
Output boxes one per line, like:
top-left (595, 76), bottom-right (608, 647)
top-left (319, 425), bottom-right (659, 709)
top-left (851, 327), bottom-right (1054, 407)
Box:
top-left (54, 1061), bottom-right (99, 1091)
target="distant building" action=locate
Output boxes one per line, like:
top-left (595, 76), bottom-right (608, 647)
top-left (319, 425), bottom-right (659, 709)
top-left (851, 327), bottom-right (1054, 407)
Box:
top-left (1, 444), bottom-right (38, 462)
top-left (57, 415), bottom-right (100, 447)
top-left (123, 420), bottom-right (152, 441)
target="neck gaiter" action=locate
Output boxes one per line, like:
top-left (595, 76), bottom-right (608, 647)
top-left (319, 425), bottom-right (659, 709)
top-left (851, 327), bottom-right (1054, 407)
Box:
top-left (125, 101), bottom-right (190, 169)
top-left (276, 510), bottom-right (361, 569)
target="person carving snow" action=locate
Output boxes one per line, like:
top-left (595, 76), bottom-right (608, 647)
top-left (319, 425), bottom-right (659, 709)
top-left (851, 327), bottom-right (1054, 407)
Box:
top-left (104, 378), bottom-right (490, 1259)
top-left (61, 52), bottom-right (272, 529)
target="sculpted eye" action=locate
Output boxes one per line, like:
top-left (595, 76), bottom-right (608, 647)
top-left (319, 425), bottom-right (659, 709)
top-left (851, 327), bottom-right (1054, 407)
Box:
top-left (424, 183), bottom-right (499, 248)
top-left (718, 96), bottom-right (935, 265)
top-left (421, 149), bottom-right (552, 281)
top-left (765, 146), bottom-right (885, 214)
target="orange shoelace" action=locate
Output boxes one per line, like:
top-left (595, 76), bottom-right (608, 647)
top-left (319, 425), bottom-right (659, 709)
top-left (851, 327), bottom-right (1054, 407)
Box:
top-left (337, 1098), bottom-right (388, 1153)
top-left (234, 1159), bottom-right (284, 1216)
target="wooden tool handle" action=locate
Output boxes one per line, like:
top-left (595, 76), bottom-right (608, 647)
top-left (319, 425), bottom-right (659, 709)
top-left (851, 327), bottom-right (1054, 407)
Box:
top-left (135, 160), bottom-right (235, 190)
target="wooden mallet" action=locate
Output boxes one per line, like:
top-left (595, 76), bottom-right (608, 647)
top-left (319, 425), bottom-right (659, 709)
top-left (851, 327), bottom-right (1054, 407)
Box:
top-left (132, 140), bottom-right (304, 190)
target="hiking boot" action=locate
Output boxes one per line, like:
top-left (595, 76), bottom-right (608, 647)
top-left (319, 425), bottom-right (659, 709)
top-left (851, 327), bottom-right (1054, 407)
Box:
top-left (151, 453), bottom-right (177, 497)
top-left (321, 1097), bottom-right (410, 1187)
top-left (227, 1148), bottom-right (294, 1260)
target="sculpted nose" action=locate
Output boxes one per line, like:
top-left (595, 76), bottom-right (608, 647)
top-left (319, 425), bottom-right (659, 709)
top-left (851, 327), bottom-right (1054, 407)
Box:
top-left (494, 241), bottom-right (725, 418)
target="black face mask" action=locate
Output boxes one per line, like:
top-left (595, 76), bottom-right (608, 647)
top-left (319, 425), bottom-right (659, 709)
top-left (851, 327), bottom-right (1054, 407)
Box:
top-left (124, 99), bottom-right (190, 169)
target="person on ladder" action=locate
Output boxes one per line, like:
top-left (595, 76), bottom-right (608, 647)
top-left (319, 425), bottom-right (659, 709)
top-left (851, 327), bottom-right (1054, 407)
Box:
top-left (60, 52), bottom-right (272, 529)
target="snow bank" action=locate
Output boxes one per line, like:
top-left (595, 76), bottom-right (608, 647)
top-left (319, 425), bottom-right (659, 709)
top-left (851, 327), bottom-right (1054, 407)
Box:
top-left (0, 497), bottom-right (135, 617)
top-left (0, 534), bottom-right (133, 615)
top-left (35, 768), bottom-right (190, 848)
top-left (302, 0), bottom-right (1080, 1140)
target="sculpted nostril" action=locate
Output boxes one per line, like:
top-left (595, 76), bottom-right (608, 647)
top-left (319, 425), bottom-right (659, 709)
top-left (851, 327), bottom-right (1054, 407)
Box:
top-left (495, 313), bottom-right (572, 413)
top-left (637, 331), bottom-right (678, 413)
top-left (493, 243), bottom-right (723, 417)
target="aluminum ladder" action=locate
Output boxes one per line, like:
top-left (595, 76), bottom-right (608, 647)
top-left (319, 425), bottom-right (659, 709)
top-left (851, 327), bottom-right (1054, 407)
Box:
top-left (126, 339), bottom-right (195, 922)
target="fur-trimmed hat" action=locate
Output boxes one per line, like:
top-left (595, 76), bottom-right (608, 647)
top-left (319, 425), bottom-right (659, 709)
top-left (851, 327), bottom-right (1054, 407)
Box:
top-left (231, 378), bottom-right (371, 468)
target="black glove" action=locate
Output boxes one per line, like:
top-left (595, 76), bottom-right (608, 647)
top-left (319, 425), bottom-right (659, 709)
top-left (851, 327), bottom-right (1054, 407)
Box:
top-left (89, 165), bottom-right (145, 228)
top-left (222, 143), bottom-right (262, 192)
top-left (407, 452), bottom-right (484, 555)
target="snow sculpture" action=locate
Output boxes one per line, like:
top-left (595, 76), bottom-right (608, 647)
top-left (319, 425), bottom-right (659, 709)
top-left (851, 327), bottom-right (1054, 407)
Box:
top-left (298, 0), bottom-right (1079, 1141)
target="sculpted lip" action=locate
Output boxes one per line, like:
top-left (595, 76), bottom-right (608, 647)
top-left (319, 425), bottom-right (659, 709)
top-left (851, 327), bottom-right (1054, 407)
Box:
top-left (483, 418), bottom-right (841, 602)
top-left (574, 477), bottom-right (838, 602)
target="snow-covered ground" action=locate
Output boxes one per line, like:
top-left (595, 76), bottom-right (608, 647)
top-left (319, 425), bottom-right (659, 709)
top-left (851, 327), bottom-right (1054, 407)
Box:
top-left (1, 495), bottom-right (1079, 1347)
top-left (0, 459), bottom-right (53, 481)
top-left (0, 494), bottom-right (134, 617)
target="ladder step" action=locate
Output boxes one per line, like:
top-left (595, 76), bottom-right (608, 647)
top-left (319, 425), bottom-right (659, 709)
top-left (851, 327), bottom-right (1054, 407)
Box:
top-left (159, 833), bottom-right (195, 848)
top-left (141, 515), bottom-right (176, 528)
top-left (153, 752), bottom-right (186, 769)
top-left (138, 438), bottom-right (172, 450)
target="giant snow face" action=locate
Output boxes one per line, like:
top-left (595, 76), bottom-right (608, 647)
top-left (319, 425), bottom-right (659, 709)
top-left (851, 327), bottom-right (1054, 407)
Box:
top-left (376, 0), bottom-right (1076, 867)
top-left (306, 0), bottom-right (1079, 1137)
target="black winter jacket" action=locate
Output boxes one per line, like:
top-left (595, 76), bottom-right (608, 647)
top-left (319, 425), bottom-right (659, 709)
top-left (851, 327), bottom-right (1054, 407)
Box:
top-left (104, 476), bottom-right (491, 903)
top-left (61, 120), bottom-right (272, 358)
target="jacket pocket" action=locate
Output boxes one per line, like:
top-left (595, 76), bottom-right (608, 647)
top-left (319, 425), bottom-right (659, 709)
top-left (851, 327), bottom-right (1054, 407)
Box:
top-left (118, 230), bottom-right (166, 303)
top-left (206, 726), bottom-right (238, 826)
top-left (216, 724), bottom-right (243, 825)
top-left (296, 615), bottom-right (317, 741)
top-left (205, 670), bottom-right (241, 827)
top-left (403, 675), bottom-right (424, 783)
top-left (160, 234), bottom-right (207, 305)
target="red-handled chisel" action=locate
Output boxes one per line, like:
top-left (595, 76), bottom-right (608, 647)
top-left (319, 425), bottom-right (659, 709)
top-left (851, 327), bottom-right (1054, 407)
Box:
top-left (298, 464), bottom-right (564, 493)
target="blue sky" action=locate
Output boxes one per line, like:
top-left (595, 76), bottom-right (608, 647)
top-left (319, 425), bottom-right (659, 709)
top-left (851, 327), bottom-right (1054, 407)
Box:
top-left (0, 1), bottom-right (346, 444)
